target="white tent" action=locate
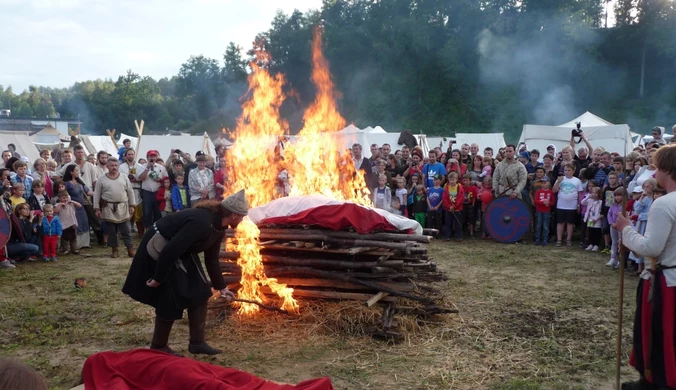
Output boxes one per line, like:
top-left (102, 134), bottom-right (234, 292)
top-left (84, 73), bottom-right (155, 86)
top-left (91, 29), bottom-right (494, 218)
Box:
top-left (80, 135), bottom-right (119, 157)
top-left (454, 133), bottom-right (506, 155)
top-left (0, 131), bottom-right (41, 163)
top-left (558, 111), bottom-right (613, 128)
top-left (136, 133), bottom-right (217, 160)
top-left (31, 124), bottom-right (66, 144)
top-left (117, 133), bottom-right (139, 149)
top-left (519, 124), bottom-right (633, 155)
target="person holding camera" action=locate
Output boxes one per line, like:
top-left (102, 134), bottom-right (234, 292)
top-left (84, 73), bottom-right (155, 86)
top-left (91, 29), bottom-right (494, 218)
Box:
top-left (570, 124), bottom-right (594, 169)
top-left (138, 150), bottom-right (167, 229)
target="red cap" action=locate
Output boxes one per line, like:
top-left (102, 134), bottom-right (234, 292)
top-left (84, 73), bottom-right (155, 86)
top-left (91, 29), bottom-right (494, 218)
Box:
top-left (146, 150), bottom-right (159, 157)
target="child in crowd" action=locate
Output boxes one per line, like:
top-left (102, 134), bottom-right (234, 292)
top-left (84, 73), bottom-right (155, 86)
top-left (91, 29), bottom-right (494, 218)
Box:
top-left (373, 174), bottom-right (392, 211)
top-left (582, 187), bottom-right (603, 251)
top-left (11, 160), bottom-right (32, 200)
top-left (627, 186), bottom-right (641, 223)
top-left (394, 176), bottom-right (408, 216)
top-left (390, 197), bottom-right (402, 216)
top-left (156, 177), bottom-right (173, 217)
top-left (46, 160), bottom-right (57, 175)
top-left (479, 175), bottom-right (494, 239)
top-left (479, 157), bottom-right (493, 178)
top-left (442, 172), bottom-right (465, 242)
top-left (9, 183), bottom-right (26, 211)
top-left (601, 172), bottom-right (621, 254)
top-left (7, 203), bottom-right (41, 262)
top-left (553, 164), bottom-right (583, 247)
top-left (461, 174), bottom-right (477, 238)
top-left (629, 179), bottom-right (656, 273)
top-left (426, 175), bottom-right (444, 232)
top-left (54, 190), bottom-right (81, 255)
top-left (653, 186), bottom-right (666, 200)
top-left (533, 178), bottom-right (553, 246)
top-left (412, 185), bottom-right (427, 228)
top-left (39, 204), bottom-right (62, 262)
top-left (27, 180), bottom-right (47, 215)
top-left (51, 180), bottom-right (67, 205)
top-left (578, 178), bottom-right (595, 248)
top-left (606, 188), bottom-right (625, 268)
top-left (171, 173), bottom-right (190, 211)
top-left (406, 174), bottom-right (420, 218)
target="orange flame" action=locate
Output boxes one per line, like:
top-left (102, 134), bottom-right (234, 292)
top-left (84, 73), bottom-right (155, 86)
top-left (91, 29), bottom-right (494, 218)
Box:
top-left (225, 28), bottom-right (370, 316)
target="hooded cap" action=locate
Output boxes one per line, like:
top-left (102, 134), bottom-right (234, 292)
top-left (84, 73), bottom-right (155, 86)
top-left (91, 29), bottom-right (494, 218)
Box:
top-left (220, 189), bottom-right (249, 216)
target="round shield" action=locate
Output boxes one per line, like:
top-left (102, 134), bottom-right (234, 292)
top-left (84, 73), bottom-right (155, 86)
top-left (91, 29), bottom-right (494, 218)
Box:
top-left (0, 206), bottom-right (11, 248)
top-left (484, 197), bottom-right (531, 243)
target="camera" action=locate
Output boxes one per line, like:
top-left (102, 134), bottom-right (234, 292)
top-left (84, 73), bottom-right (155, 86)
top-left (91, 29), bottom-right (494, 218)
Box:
top-left (571, 122), bottom-right (583, 143)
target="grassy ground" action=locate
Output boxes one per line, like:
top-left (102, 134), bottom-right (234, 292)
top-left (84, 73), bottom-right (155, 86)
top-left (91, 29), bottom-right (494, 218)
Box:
top-left (0, 238), bottom-right (640, 389)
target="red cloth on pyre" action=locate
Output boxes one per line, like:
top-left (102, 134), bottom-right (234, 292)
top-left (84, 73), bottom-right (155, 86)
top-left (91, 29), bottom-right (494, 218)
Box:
top-left (82, 349), bottom-right (334, 390)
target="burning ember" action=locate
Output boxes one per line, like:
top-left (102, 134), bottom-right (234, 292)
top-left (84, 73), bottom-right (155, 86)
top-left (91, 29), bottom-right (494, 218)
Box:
top-left (225, 27), bottom-right (371, 316)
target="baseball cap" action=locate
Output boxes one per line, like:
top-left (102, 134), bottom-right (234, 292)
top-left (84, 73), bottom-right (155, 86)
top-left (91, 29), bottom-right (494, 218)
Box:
top-left (146, 150), bottom-right (159, 157)
top-left (195, 151), bottom-right (206, 157)
top-left (633, 186), bottom-right (643, 193)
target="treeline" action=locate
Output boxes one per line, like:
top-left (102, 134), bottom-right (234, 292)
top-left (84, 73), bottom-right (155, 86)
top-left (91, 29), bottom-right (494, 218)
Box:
top-left (0, 0), bottom-right (674, 141)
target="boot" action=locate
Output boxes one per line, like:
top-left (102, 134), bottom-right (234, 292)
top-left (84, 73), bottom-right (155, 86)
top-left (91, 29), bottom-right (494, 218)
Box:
top-left (187, 302), bottom-right (222, 355)
top-left (95, 229), bottom-right (105, 246)
top-left (621, 377), bottom-right (657, 390)
top-left (150, 317), bottom-right (183, 357)
top-left (127, 247), bottom-right (136, 258)
top-left (111, 247), bottom-right (119, 258)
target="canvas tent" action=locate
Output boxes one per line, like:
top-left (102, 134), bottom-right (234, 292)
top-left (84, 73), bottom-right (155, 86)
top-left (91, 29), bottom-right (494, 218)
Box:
top-left (520, 112), bottom-right (633, 155)
top-left (558, 111), bottom-right (613, 128)
top-left (0, 131), bottom-right (41, 162)
top-left (31, 124), bottom-right (65, 144)
top-left (80, 135), bottom-right (120, 157)
top-left (520, 124), bottom-right (633, 155)
top-left (136, 133), bottom-right (216, 160)
top-left (454, 133), bottom-right (506, 155)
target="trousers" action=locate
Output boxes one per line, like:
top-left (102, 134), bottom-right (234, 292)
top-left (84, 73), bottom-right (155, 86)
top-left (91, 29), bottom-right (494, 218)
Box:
top-left (42, 235), bottom-right (59, 258)
top-left (535, 211), bottom-right (551, 242)
top-left (107, 220), bottom-right (133, 248)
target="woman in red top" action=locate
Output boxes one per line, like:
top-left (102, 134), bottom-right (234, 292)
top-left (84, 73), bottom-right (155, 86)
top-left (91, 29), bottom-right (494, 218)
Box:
top-left (446, 150), bottom-right (467, 177)
top-left (404, 151), bottom-right (423, 184)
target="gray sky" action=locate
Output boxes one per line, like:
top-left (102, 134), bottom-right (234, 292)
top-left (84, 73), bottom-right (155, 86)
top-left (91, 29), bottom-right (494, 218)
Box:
top-left (0, 0), bottom-right (322, 92)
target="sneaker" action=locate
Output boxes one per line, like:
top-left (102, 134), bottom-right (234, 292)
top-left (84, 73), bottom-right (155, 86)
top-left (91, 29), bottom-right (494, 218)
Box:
top-left (27, 256), bottom-right (38, 262)
top-left (542, 241), bottom-right (548, 246)
top-left (566, 241), bottom-right (573, 247)
top-left (591, 246), bottom-right (599, 252)
top-left (586, 245), bottom-right (594, 251)
top-left (601, 248), bottom-right (611, 254)
top-left (50, 257), bottom-right (57, 262)
top-left (556, 241), bottom-right (562, 247)
top-left (612, 261), bottom-right (620, 269)
top-left (43, 257), bottom-right (50, 263)
top-left (606, 258), bottom-right (616, 267)
top-left (534, 240), bottom-right (540, 246)
top-left (0, 260), bottom-right (16, 269)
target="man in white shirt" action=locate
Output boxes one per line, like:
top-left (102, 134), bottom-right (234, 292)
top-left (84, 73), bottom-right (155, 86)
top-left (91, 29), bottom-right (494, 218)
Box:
top-left (138, 150), bottom-right (167, 229)
top-left (119, 149), bottom-right (145, 236)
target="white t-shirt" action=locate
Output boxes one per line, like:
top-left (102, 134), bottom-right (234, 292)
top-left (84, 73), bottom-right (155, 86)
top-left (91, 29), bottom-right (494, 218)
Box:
top-left (556, 176), bottom-right (583, 210)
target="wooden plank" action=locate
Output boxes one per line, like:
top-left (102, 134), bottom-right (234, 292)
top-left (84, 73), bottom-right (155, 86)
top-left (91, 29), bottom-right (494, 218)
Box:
top-left (258, 228), bottom-right (432, 243)
top-left (366, 292), bottom-right (390, 307)
top-left (272, 277), bottom-right (415, 292)
top-left (260, 286), bottom-right (399, 302)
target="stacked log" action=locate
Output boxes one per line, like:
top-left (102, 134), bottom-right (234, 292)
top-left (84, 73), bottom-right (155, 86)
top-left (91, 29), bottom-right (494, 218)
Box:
top-left (214, 226), bottom-right (456, 337)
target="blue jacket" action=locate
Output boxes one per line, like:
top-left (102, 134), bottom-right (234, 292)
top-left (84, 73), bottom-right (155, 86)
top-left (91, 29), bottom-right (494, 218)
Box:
top-left (171, 185), bottom-right (191, 211)
top-left (41, 215), bottom-right (63, 236)
top-left (117, 146), bottom-right (127, 162)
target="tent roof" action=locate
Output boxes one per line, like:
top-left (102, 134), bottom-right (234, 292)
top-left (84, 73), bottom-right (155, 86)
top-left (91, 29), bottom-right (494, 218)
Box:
top-left (558, 111), bottom-right (613, 128)
top-left (80, 135), bottom-right (119, 157)
top-left (0, 131), bottom-right (41, 162)
top-left (136, 133), bottom-right (216, 160)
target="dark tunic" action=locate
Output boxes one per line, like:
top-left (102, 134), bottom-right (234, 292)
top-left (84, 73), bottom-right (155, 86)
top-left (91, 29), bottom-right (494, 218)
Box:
top-left (122, 208), bottom-right (227, 320)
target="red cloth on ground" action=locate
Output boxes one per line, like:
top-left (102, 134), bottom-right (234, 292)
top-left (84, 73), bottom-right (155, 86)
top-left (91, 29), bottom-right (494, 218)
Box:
top-left (82, 349), bottom-right (334, 390)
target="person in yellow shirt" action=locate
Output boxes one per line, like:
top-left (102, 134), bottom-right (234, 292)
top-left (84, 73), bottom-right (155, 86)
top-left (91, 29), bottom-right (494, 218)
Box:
top-left (9, 183), bottom-right (26, 211)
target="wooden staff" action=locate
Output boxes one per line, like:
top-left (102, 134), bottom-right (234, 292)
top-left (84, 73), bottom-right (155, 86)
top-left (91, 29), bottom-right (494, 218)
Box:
top-left (133, 120), bottom-right (145, 163)
top-left (106, 129), bottom-right (117, 149)
top-left (615, 190), bottom-right (628, 390)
